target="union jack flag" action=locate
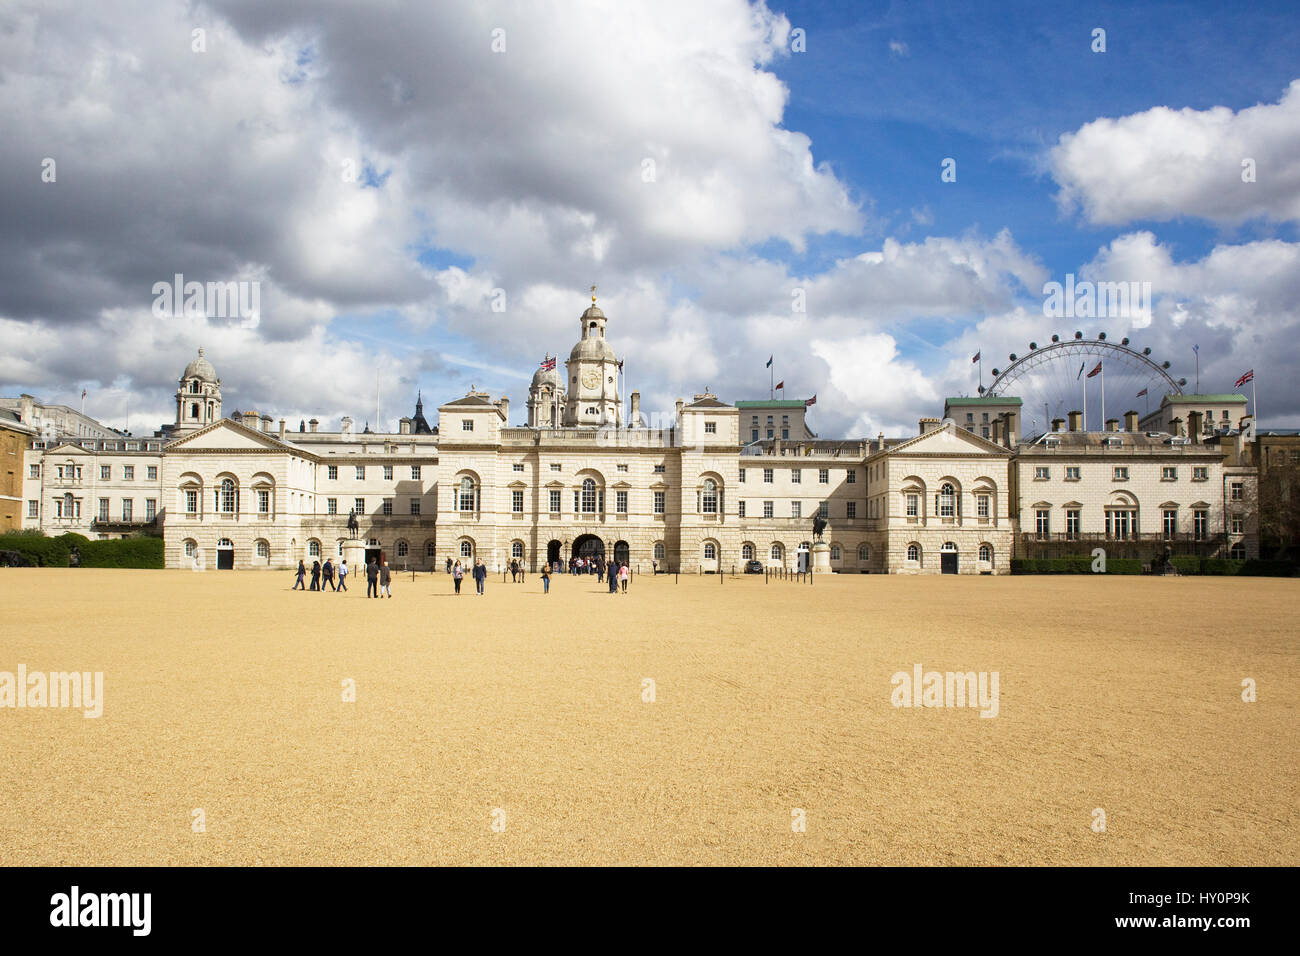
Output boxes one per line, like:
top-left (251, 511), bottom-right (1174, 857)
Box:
top-left (540, 357), bottom-right (556, 370)
top-left (1234, 369), bottom-right (1253, 388)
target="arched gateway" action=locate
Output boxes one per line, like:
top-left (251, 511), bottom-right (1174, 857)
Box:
top-left (572, 534), bottom-right (604, 562)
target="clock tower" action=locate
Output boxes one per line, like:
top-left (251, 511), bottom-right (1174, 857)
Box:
top-left (563, 293), bottom-right (622, 427)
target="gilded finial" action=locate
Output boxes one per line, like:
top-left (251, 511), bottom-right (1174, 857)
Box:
top-left (590, 284), bottom-right (597, 305)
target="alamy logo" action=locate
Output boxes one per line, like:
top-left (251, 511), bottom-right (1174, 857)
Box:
top-left (50, 886), bottom-right (151, 936)
top-left (152, 273), bottom-right (260, 328)
top-left (891, 664), bottom-right (999, 717)
top-left (0, 665), bottom-right (103, 718)
top-left (1042, 273), bottom-right (1151, 319)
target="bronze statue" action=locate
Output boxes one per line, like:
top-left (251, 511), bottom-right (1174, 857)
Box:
top-left (812, 514), bottom-right (827, 541)
top-left (347, 508), bottom-right (359, 538)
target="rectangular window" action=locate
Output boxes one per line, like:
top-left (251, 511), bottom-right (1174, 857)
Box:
top-left (411, 465), bottom-right (421, 480)
top-left (752, 430), bottom-right (759, 441)
top-left (410, 499), bottom-right (421, 515)
top-left (906, 493), bottom-right (918, 517)
top-left (846, 501), bottom-right (856, 519)
top-left (1035, 509), bottom-right (1050, 538)
top-left (27, 500), bottom-right (38, 518)
top-left (738, 500), bottom-right (746, 517)
top-left (1193, 509), bottom-right (1208, 540)
top-left (1066, 509), bottom-right (1080, 540)
top-left (791, 468), bottom-right (801, 484)
top-left (354, 498), bottom-right (364, 514)
top-left (383, 498), bottom-right (393, 515)
top-left (145, 498), bottom-right (157, 521)
top-left (981, 426), bottom-right (990, 438)
top-left (819, 469), bottom-right (829, 484)
top-left (818, 501), bottom-right (829, 519)
top-left (257, 490), bottom-right (269, 514)
top-left (147, 466), bottom-right (158, 480)
top-left (1230, 481), bottom-right (1243, 501)
top-left (1192, 466), bottom-right (1207, 481)
top-left (1163, 509), bottom-right (1177, 539)
top-left (327, 498), bottom-right (337, 515)
top-left (123, 465), bottom-right (134, 480)
top-left (653, 464), bottom-right (666, 474)
top-left (763, 500), bottom-right (774, 519)
top-left (551, 463), bottom-right (562, 472)
top-left (100, 465), bottom-right (110, 480)
top-left (704, 421), bottom-right (716, 434)
top-left (462, 419), bottom-right (473, 431)
top-left (767, 429), bottom-right (774, 439)
top-left (1065, 466), bottom-right (1080, 480)
top-left (98, 498), bottom-right (109, 521)
top-left (327, 465), bottom-right (338, 480)
top-left (1107, 510), bottom-right (1136, 540)
top-left (1231, 515), bottom-right (1243, 535)
top-left (738, 468), bottom-right (746, 483)
top-left (512, 490), bottom-right (524, 513)
top-left (653, 491), bottom-right (665, 515)
top-left (186, 490), bottom-right (197, 514)
top-left (29, 464), bottom-right (40, 479)
top-left (763, 468), bottom-right (773, 483)
top-left (1113, 466), bottom-right (1129, 481)
top-left (549, 490), bottom-right (561, 513)
top-left (1034, 466), bottom-right (1049, 480)
top-left (355, 466), bottom-right (365, 480)
top-left (1162, 466), bottom-right (1177, 480)
top-left (384, 465), bottom-right (393, 480)
top-left (514, 463), bottom-right (525, 472)
top-left (616, 490), bottom-right (628, 514)
top-left (846, 470), bottom-right (856, 484)
top-left (791, 501), bottom-right (801, 519)
top-left (121, 498), bottom-right (133, 521)
top-left (782, 429), bottom-right (789, 440)
top-left (616, 463), bottom-right (628, 472)
top-left (977, 494), bottom-right (990, 518)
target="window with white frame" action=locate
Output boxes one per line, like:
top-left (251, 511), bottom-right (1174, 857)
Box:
top-left (27, 500), bottom-right (38, 518)
top-left (355, 466), bottom-right (365, 480)
top-left (29, 464), bottom-right (40, 479)
top-left (549, 490), bottom-right (561, 513)
top-left (653, 464), bottom-right (665, 474)
top-left (654, 541), bottom-right (666, 560)
top-left (186, 490), bottom-right (198, 514)
top-left (256, 540), bottom-right (270, 559)
top-left (1230, 481), bottom-right (1243, 501)
top-left (581, 478), bottom-right (597, 513)
top-left (1113, 467), bottom-right (1129, 481)
top-left (1193, 509), bottom-right (1208, 540)
top-left (513, 463), bottom-right (525, 473)
top-left (979, 544), bottom-right (992, 563)
top-left (938, 482), bottom-right (956, 517)
top-left (1231, 514), bottom-right (1243, 535)
top-left (184, 539), bottom-right (196, 558)
top-left (1192, 466), bottom-right (1207, 480)
top-left (704, 422), bottom-right (716, 434)
top-left (858, 544), bottom-right (869, 561)
top-left (550, 463), bottom-right (562, 472)
top-left (411, 465), bottom-right (421, 480)
top-left (354, 497), bottom-right (364, 515)
top-left (1107, 508), bottom-right (1137, 540)
top-left (512, 490), bottom-right (524, 513)
top-left (1163, 509), bottom-right (1177, 539)
top-left (147, 466), bottom-right (157, 480)
top-left (123, 465), bottom-right (134, 480)
top-left (763, 468), bottom-right (773, 483)
top-left (98, 498), bottom-right (109, 521)
top-left (219, 478), bottom-right (237, 513)
top-left (771, 543), bottom-right (783, 561)
top-left (460, 540), bottom-right (473, 557)
top-left (1065, 466), bottom-right (1080, 480)
top-left (653, 491), bottom-right (665, 514)
top-left (458, 477), bottom-right (476, 512)
top-left (700, 479), bottom-right (718, 514)
top-left (1034, 466), bottom-right (1049, 480)
top-left (462, 419), bottom-right (473, 431)
top-left (426, 541), bottom-right (437, 557)
top-left (906, 543), bottom-right (920, 562)
top-left (738, 468), bottom-right (746, 482)
top-left (742, 543), bottom-right (754, 560)
top-left (830, 544), bottom-right (841, 560)
top-left (819, 469), bottom-right (829, 484)
top-left (791, 468), bottom-right (801, 484)
top-left (409, 498), bottom-right (420, 515)
top-left (763, 500), bottom-right (774, 518)
top-left (616, 490), bottom-right (628, 514)
top-left (1035, 509), bottom-right (1050, 538)
top-left (977, 494), bottom-right (990, 518)
top-left (791, 501), bottom-right (801, 519)
top-left (1230, 542), bottom-right (1246, 559)
top-left (327, 498), bottom-right (337, 514)
top-left (703, 542), bottom-right (716, 559)
top-left (383, 498), bottom-right (393, 515)
top-left (846, 501), bottom-right (856, 519)
top-left (818, 501), bottom-right (828, 519)
top-left (309, 540), bottom-right (321, 557)
top-left (327, 465), bottom-right (338, 480)
top-left (396, 541), bottom-right (408, 557)
top-left (738, 500), bottom-right (746, 517)
top-left (1066, 508), bottom-right (1080, 540)
top-left (906, 493), bottom-right (919, 517)
top-left (1162, 466), bottom-right (1177, 480)
top-left (512, 541), bottom-right (524, 559)
top-left (616, 463), bottom-right (628, 472)
top-left (384, 465), bottom-right (393, 480)
top-left (146, 498), bottom-right (157, 521)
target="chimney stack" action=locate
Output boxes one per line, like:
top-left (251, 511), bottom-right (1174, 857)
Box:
top-left (497, 396), bottom-right (509, 424)
top-left (1004, 410), bottom-right (1018, 448)
top-left (242, 410), bottom-right (260, 429)
top-left (1105, 418), bottom-right (1119, 433)
top-left (877, 432), bottom-right (885, 453)
top-left (1188, 410), bottom-right (1202, 443)
top-left (991, 418), bottom-right (1002, 445)
top-left (278, 418), bottom-right (286, 441)
top-left (309, 418), bottom-right (319, 433)
top-left (630, 391), bottom-right (641, 425)
top-left (918, 417), bottom-right (940, 435)
top-left (399, 417), bottom-right (411, 435)
top-left (675, 398), bottom-right (683, 422)
top-left (1052, 417), bottom-right (1065, 433)
top-left (1067, 410), bottom-right (1083, 432)
top-left (1124, 410), bottom-right (1139, 432)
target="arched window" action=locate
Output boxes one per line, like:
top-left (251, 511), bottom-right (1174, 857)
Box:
top-left (184, 539), bottom-right (197, 557)
top-left (741, 543), bottom-right (754, 561)
top-left (858, 544), bottom-right (869, 561)
top-left (458, 477), bottom-right (476, 512)
top-left (190, 402), bottom-right (199, 418)
top-left (218, 477), bottom-right (237, 513)
top-left (830, 544), bottom-right (841, 561)
top-left (701, 478), bottom-right (718, 514)
top-left (512, 541), bottom-right (524, 559)
top-left (255, 540), bottom-right (270, 562)
top-left (978, 543), bottom-right (993, 563)
top-left (581, 477), bottom-right (597, 513)
top-left (426, 541), bottom-right (437, 557)
top-left (308, 539), bottom-right (321, 557)
top-left (771, 543), bottom-right (784, 561)
top-left (460, 540), bottom-right (473, 558)
top-left (703, 542), bottom-right (716, 560)
top-left (653, 542), bottom-right (666, 560)
top-left (396, 540), bottom-right (409, 557)
top-left (906, 543), bottom-right (920, 562)
top-left (938, 482), bottom-right (956, 517)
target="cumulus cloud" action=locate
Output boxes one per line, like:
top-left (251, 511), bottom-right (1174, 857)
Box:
top-left (1051, 79), bottom-right (1300, 226)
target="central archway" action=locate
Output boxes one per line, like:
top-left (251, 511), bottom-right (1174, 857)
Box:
top-left (613, 540), bottom-right (630, 567)
top-left (546, 539), bottom-right (562, 569)
top-left (572, 534), bottom-right (604, 562)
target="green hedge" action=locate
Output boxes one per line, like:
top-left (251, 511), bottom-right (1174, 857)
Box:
top-left (1238, 559), bottom-right (1299, 577)
top-left (1012, 554), bottom-right (1296, 577)
top-left (1170, 556), bottom-right (1201, 575)
top-left (0, 532), bottom-right (163, 569)
top-left (1011, 556), bottom-right (1141, 574)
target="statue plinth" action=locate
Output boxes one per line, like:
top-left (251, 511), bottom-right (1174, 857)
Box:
top-left (341, 540), bottom-right (365, 570)
top-left (812, 540), bottom-right (832, 574)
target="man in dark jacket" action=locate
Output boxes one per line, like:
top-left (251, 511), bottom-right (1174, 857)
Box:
top-left (379, 560), bottom-right (392, 598)
top-left (472, 558), bottom-right (487, 595)
top-left (322, 558), bottom-right (335, 592)
top-left (310, 560), bottom-right (321, 591)
top-left (366, 558), bottom-right (379, 598)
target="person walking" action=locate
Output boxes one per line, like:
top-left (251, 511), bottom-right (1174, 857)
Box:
top-left (510, 559), bottom-right (519, 583)
top-left (619, 562), bottom-right (629, 593)
top-left (338, 558), bottom-right (348, 592)
top-left (472, 558), bottom-right (487, 595)
top-left (541, 565), bottom-right (550, 594)
top-left (608, 562), bottom-right (619, 595)
top-left (310, 560), bottom-right (321, 591)
top-left (366, 557), bottom-right (379, 599)
top-left (379, 560), bottom-right (392, 598)
top-left (596, 558), bottom-right (604, 583)
top-left (452, 560), bottom-right (464, 594)
top-left (293, 559), bottom-right (307, 590)
top-left (445, 557), bottom-right (452, 574)
top-left (322, 558), bottom-right (335, 592)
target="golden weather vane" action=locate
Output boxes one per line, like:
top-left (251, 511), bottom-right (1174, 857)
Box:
top-left (590, 284), bottom-right (597, 305)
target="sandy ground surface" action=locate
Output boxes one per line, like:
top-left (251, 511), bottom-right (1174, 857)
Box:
top-left (0, 568), bottom-right (1295, 866)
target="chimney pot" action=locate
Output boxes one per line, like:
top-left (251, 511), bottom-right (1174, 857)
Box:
top-left (1052, 417), bottom-right (1066, 433)
top-left (1067, 410), bottom-right (1083, 432)
top-left (1124, 410), bottom-right (1139, 432)
top-left (1106, 418), bottom-right (1119, 433)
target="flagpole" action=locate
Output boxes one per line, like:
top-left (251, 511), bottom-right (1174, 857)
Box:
top-left (1100, 361), bottom-right (1105, 431)
top-left (1082, 367), bottom-right (1087, 432)
top-left (770, 362), bottom-right (773, 400)
top-left (1253, 376), bottom-right (1257, 425)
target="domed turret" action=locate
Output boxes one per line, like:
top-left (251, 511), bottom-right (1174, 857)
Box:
top-left (563, 292), bottom-right (621, 427)
top-left (172, 347), bottom-right (223, 434)
top-left (183, 347), bottom-right (219, 384)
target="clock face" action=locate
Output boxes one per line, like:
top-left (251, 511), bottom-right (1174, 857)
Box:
top-left (581, 369), bottom-right (600, 390)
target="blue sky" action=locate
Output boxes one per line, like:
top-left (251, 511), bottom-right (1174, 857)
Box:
top-left (2, 0), bottom-right (1298, 435)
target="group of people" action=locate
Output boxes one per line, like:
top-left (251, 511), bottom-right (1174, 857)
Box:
top-left (448, 558), bottom-right (489, 595)
top-left (293, 557), bottom-right (391, 598)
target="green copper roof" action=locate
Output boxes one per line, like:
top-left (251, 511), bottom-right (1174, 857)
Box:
top-left (1162, 394), bottom-right (1247, 403)
top-left (944, 396), bottom-right (1023, 406)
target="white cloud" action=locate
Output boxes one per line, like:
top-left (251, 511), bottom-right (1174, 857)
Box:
top-left (1051, 79), bottom-right (1300, 226)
